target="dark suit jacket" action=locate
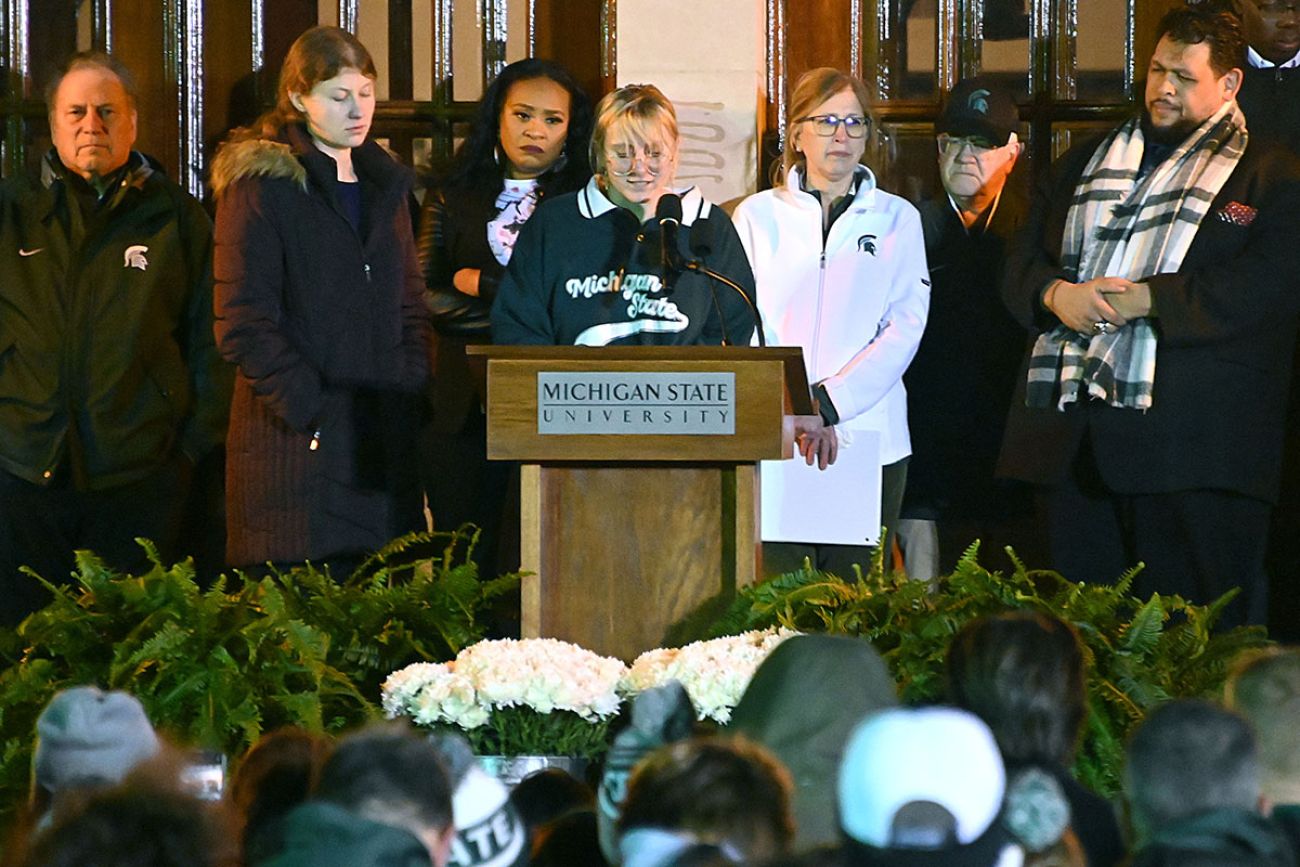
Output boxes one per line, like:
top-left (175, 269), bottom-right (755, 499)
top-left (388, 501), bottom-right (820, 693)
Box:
top-left (903, 191), bottom-right (1028, 517)
top-left (1239, 64), bottom-right (1300, 154)
top-left (998, 128), bottom-right (1300, 502)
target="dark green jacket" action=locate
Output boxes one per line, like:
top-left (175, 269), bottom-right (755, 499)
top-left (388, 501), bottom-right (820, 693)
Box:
top-left (255, 802), bottom-right (432, 867)
top-left (1132, 808), bottom-right (1297, 867)
top-left (0, 150), bottom-right (230, 490)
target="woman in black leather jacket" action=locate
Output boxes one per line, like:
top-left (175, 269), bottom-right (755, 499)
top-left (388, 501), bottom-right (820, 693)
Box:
top-left (416, 58), bottom-right (592, 579)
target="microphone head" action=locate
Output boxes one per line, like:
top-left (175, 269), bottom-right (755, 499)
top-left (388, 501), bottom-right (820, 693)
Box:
top-left (655, 192), bottom-right (683, 224)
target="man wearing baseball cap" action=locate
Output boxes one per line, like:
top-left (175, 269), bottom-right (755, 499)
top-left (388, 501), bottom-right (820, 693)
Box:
top-left (836, 706), bottom-right (1024, 866)
top-left (899, 76), bottom-right (1036, 582)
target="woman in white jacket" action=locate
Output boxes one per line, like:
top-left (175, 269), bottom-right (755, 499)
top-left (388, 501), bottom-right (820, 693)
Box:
top-left (732, 68), bottom-right (929, 576)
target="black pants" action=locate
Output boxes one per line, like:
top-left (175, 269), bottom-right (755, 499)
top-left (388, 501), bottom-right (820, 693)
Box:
top-left (1046, 437), bottom-right (1270, 629)
top-left (418, 410), bottom-right (518, 580)
top-left (0, 457), bottom-right (191, 625)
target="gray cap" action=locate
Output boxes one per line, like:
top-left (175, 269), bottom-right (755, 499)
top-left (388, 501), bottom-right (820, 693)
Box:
top-left (34, 686), bottom-right (160, 792)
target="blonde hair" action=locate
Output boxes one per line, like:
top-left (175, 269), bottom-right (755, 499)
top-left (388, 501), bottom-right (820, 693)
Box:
top-left (589, 84), bottom-right (679, 177)
top-left (778, 67), bottom-right (871, 185)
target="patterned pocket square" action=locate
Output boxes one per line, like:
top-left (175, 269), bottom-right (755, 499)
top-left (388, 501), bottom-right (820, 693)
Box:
top-left (1216, 201), bottom-right (1258, 226)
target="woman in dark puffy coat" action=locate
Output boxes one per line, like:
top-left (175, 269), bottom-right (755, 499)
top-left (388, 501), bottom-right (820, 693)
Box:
top-left (416, 58), bottom-right (591, 578)
top-left (211, 26), bottom-right (428, 570)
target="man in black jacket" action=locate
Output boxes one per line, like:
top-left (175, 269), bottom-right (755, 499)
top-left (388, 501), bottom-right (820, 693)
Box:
top-left (1236, 0), bottom-right (1300, 152)
top-left (1231, 0), bottom-right (1300, 639)
top-left (898, 77), bottom-right (1037, 580)
top-left (0, 52), bottom-right (229, 622)
top-left (999, 7), bottom-right (1300, 627)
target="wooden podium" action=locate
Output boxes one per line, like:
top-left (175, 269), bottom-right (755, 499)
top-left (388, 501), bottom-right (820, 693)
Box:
top-left (468, 345), bottom-right (813, 661)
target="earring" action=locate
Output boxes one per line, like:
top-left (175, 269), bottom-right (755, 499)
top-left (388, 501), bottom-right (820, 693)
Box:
top-left (494, 144), bottom-right (503, 166)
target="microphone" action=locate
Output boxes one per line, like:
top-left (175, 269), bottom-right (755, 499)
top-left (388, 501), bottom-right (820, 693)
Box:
top-left (685, 216), bottom-right (766, 347)
top-left (655, 193), bottom-right (685, 292)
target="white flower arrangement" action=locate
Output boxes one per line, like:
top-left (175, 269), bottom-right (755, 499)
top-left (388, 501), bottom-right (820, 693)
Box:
top-left (623, 627), bottom-right (799, 723)
top-left (382, 638), bottom-right (627, 758)
top-left (382, 629), bottom-right (797, 755)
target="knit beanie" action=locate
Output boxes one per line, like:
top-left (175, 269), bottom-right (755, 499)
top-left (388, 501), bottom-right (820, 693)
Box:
top-left (33, 686), bottom-right (160, 793)
top-left (428, 733), bottom-right (528, 867)
top-left (597, 681), bottom-right (696, 863)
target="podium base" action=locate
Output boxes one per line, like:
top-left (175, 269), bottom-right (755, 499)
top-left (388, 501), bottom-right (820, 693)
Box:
top-left (519, 462), bottom-right (759, 661)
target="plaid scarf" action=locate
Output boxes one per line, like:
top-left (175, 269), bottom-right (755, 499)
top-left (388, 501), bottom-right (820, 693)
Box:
top-left (1025, 102), bottom-right (1247, 410)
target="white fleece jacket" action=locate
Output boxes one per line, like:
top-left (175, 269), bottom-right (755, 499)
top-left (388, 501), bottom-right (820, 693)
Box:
top-left (732, 166), bottom-right (930, 464)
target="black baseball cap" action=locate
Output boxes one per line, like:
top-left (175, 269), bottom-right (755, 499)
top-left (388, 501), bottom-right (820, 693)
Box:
top-left (937, 77), bottom-right (1019, 145)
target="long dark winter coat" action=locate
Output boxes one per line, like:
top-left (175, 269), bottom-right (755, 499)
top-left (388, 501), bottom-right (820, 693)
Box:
top-left (211, 124), bottom-right (429, 568)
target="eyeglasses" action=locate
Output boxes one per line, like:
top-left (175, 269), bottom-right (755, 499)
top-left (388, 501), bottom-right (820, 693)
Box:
top-left (605, 146), bottom-right (666, 176)
top-left (796, 114), bottom-right (871, 138)
top-left (937, 133), bottom-right (1003, 154)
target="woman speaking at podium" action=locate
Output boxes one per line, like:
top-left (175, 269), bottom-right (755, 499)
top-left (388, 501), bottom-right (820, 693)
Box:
top-left (490, 83), bottom-right (756, 347)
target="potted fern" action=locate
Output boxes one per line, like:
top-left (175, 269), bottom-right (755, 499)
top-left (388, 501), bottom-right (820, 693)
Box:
top-left (704, 543), bottom-right (1269, 795)
top-left (0, 527), bottom-right (517, 819)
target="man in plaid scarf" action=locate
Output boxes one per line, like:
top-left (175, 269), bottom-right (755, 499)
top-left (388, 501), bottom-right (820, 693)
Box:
top-left (999, 6), bottom-right (1300, 628)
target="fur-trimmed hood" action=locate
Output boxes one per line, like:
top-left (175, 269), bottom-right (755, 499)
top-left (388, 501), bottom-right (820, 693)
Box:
top-left (210, 137), bottom-right (306, 199)
top-left (211, 125), bottom-right (413, 201)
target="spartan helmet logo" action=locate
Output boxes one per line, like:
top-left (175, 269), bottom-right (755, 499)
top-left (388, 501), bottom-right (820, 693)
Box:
top-left (857, 234), bottom-right (878, 255)
top-left (968, 88), bottom-right (992, 115)
top-left (123, 245), bottom-right (149, 271)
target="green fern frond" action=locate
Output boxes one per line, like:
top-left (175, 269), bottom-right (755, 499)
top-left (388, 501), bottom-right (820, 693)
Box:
top-left (1121, 595), bottom-right (1165, 653)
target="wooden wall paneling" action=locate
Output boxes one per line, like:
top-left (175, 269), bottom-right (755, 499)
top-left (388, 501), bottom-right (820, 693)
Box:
top-left (111, 0), bottom-right (174, 178)
top-left (532, 0), bottom-right (603, 102)
top-left (762, 0), bottom-right (857, 188)
top-left (1025, 0), bottom-right (1053, 179)
top-left (849, 0), bottom-right (864, 81)
top-left (1134, 0), bottom-right (1184, 66)
top-left (956, 0), bottom-right (981, 81)
top-left (380, 0), bottom-right (415, 162)
top-left (259, 0), bottom-right (318, 109)
top-left (1123, 0), bottom-right (1138, 100)
top-left (936, 0), bottom-right (958, 90)
top-left (861, 0), bottom-right (887, 100)
top-left (204, 0), bottom-right (255, 191)
top-left (1054, 0), bottom-right (1078, 100)
top-left (28, 1), bottom-right (78, 93)
top-left (600, 0), bottom-right (616, 92)
top-left (90, 0), bottom-right (111, 50)
top-left (389, 0), bottom-right (413, 99)
top-left (482, 0), bottom-right (507, 85)
top-left (429, 0), bottom-right (451, 108)
top-left (408, 0), bottom-right (455, 170)
top-left (784, 0), bottom-right (853, 90)
top-left (339, 0), bottom-right (359, 32)
top-left (2, 0), bottom-right (31, 176)
top-left (765, 0), bottom-right (785, 156)
top-left (163, 0), bottom-right (205, 197)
